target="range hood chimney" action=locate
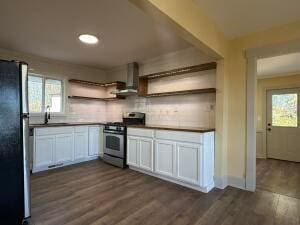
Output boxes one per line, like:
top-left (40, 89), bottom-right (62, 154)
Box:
top-left (113, 62), bottom-right (139, 96)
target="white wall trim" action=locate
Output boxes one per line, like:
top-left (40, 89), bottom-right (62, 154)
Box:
top-left (246, 39), bottom-right (300, 193)
top-left (214, 176), bottom-right (246, 190)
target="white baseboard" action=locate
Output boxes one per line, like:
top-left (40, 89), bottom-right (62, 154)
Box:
top-left (214, 176), bottom-right (246, 190)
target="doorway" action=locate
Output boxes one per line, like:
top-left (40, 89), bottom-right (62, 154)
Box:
top-left (266, 88), bottom-right (300, 162)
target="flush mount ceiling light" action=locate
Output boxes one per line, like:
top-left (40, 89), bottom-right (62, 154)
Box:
top-left (79, 34), bottom-right (99, 44)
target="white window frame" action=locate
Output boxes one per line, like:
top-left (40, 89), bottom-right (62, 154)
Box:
top-left (28, 73), bottom-right (65, 115)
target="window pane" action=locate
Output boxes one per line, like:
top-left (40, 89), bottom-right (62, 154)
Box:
top-left (272, 93), bottom-right (297, 127)
top-left (45, 79), bottom-right (62, 112)
top-left (28, 75), bottom-right (43, 113)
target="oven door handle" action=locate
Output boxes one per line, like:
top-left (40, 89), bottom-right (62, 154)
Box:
top-left (104, 130), bottom-right (124, 135)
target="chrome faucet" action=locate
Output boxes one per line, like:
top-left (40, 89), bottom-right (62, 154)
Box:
top-left (44, 105), bottom-right (51, 124)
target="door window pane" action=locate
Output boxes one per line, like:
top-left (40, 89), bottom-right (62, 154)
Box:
top-left (28, 75), bottom-right (43, 113)
top-left (272, 93), bottom-right (297, 127)
top-left (45, 79), bottom-right (62, 112)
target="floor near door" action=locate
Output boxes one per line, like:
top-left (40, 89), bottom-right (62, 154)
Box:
top-left (30, 160), bottom-right (300, 225)
top-left (257, 158), bottom-right (300, 199)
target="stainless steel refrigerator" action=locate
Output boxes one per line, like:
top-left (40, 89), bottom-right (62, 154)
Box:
top-left (0, 60), bottom-right (30, 225)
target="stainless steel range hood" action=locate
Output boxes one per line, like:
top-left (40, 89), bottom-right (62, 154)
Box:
top-left (112, 62), bottom-right (139, 96)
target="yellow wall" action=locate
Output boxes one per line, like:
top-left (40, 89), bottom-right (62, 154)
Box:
top-left (130, 0), bottom-right (300, 181)
top-left (257, 74), bottom-right (300, 131)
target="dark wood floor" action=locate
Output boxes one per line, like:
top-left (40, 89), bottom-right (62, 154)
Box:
top-left (257, 158), bottom-right (300, 199)
top-left (30, 160), bottom-right (300, 225)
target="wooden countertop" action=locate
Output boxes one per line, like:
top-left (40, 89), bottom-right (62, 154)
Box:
top-left (127, 125), bottom-right (215, 133)
top-left (29, 122), bottom-right (106, 128)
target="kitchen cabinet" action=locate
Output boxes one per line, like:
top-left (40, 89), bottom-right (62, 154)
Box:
top-left (55, 133), bottom-right (74, 164)
top-left (34, 135), bottom-right (55, 168)
top-left (127, 136), bottom-right (154, 171)
top-left (155, 140), bottom-right (176, 177)
top-left (74, 127), bottom-right (88, 161)
top-left (33, 125), bottom-right (103, 173)
top-left (176, 142), bottom-right (202, 185)
top-left (127, 136), bottom-right (140, 167)
top-left (126, 128), bottom-right (215, 193)
top-left (139, 138), bottom-right (154, 172)
top-left (88, 126), bottom-right (103, 156)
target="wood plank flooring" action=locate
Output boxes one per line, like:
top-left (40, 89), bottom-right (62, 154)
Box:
top-left (257, 158), bottom-right (300, 199)
top-left (29, 160), bottom-right (300, 225)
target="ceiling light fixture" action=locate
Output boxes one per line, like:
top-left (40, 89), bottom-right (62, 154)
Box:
top-left (79, 34), bottom-right (99, 44)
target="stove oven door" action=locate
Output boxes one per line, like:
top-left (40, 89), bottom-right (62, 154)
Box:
top-left (104, 132), bottom-right (124, 158)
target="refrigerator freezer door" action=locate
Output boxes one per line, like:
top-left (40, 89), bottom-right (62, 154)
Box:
top-left (23, 116), bottom-right (31, 218)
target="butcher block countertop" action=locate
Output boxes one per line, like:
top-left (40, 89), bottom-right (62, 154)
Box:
top-left (29, 122), bottom-right (106, 128)
top-left (127, 125), bottom-right (215, 133)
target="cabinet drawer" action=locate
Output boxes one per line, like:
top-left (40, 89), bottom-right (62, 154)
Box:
top-left (155, 130), bottom-right (202, 144)
top-left (35, 127), bottom-right (74, 136)
top-left (74, 126), bottom-right (88, 133)
top-left (127, 128), bottom-right (154, 138)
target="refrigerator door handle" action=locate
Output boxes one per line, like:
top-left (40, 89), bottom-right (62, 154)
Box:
top-left (21, 63), bottom-right (29, 114)
top-left (23, 117), bottom-right (31, 218)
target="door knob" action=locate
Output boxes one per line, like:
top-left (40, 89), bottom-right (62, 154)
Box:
top-left (267, 128), bottom-right (271, 131)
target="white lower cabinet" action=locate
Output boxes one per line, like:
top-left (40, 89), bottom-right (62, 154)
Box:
top-left (155, 140), bottom-right (176, 177)
top-left (55, 133), bottom-right (74, 164)
top-left (74, 130), bottom-right (88, 161)
top-left (35, 135), bottom-right (55, 168)
top-left (33, 125), bottom-right (103, 173)
top-left (127, 136), bottom-right (154, 172)
top-left (127, 136), bottom-right (140, 167)
top-left (139, 138), bottom-right (154, 172)
top-left (88, 126), bottom-right (101, 156)
top-left (127, 128), bottom-right (215, 193)
top-left (176, 142), bottom-right (202, 185)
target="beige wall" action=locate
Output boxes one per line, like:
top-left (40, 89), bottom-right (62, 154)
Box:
top-left (0, 48), bottom-right (108, 123)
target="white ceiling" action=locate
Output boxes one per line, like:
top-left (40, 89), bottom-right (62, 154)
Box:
top-left (195, 0), bottom-right (300, 38)
top-left (257, 52), bottom-right (300, 77)
top-left (0, 0), bottom-right (192, 69)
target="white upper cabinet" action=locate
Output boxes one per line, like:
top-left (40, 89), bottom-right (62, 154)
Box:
top-left (55, 133), bottom-right (74, 164)
top-left (155, 140), bottom-right (176, 178)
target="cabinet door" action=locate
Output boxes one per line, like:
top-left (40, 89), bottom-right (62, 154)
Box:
top-left (176, 142), bottom-right (201, 185)
top-left (127, 136), bottom-right (139, 167)
top-left (55, 133), bottom-right (74, 164)
top-left (74, 132), bottom-right (88, 160)
top-left (35, 135), bottom-right (55, 168)
top-left (139, 138), bottom-right (154, 172)
top-left (155, 140), bottom-right (176, 178)
top-left (98, 126), bottom-right (104, 156)
top-left (88, 127), bottom-right (100, 156)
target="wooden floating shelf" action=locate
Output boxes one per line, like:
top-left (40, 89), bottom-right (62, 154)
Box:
top-left (68, 95), bottom-right (125, 101)
top-left (69, 79), bottom-right (126, 88)
top-left (139, 62), bottom-right (217, 80)
top-left (139, 88), bottom-right (216, 98)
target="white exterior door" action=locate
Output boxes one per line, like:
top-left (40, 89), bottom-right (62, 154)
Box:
top-left (267, 89), bottom-right (300, 162)
top-left (176, 142), bottom-right (201, 185)
top-left (155, 140), bottom-right (176, 178)
top-left (88, 127), bottom-right (100, 156)
top-left (55, 133), bottom-right (74, 164)
top-left (127, 136), bottom-right (140, 167)
top-left (35, 135), bottom-right (55, 168)
top-left (139, 138), bottom-right (154, 172)
top-left (74, 132), bottom-right (88, 160)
